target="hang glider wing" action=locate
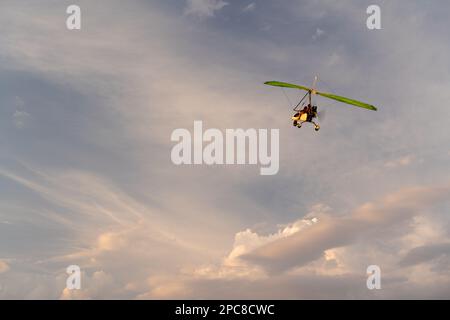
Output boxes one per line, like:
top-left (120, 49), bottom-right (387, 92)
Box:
top-left (316, 91), bottom-right (377, 111)
top-left (264, 81), bottom-right (377, 111)
top-left (264, 81), bottom-right (311, 92)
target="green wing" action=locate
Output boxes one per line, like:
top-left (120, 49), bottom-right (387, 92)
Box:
top-left (316, 91), bottom-right (377, 111)
top-left (264, 81), bottom-right (377, 111)
top-left (264, 81), bottom-right (311, 92)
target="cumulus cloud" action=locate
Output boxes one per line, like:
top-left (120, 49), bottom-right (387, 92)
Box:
top-left (242, 185), bottom-right (450, 272)
top-left (184, 0), bottom-right (228, 18)
top-left (190, 215), bottom-right (320, 280)
top-left (60, 270), bottom-right (115, 300)
top-left (134, 184), bottom-right (450, 299)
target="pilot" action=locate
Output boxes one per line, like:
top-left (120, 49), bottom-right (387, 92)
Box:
top-left (306, 104), bottom-right (313, 121)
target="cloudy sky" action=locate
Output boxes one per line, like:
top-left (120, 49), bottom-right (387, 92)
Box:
top-left (1, 0), bottom-right (450, 299)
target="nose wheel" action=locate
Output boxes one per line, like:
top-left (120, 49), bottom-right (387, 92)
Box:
top-left (293, 121), bottom-right (302, 128)
top-left (313, 122), bottom-right (320, 131)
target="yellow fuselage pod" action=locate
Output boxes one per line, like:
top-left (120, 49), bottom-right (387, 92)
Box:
top-left (300, 113), bottom-right (308, 121)
top-left (292, 113), bottom-right (308, 121)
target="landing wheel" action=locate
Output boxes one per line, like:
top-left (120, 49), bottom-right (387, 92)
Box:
top-left (314, 125), bottom-right (320, 131)
top-left (293, 121), bottom-right (298, 127)
top-left (297, 124), bottom-right (302, 128)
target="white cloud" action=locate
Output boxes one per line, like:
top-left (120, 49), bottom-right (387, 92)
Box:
top-left (184, 0), bottom-right (228, 18)
top-left (190, 215), bottom-right (320, 280)
top-left (312, 28), bottom-right (325, 40)
top-left (60, 270), bottom-right (115, 300)
top-left (134, 184), bottom-right (450, 299)
top-left (242, 3), bottom-right (256, 13)
top-left (243, 185), bottom-right (450, 272)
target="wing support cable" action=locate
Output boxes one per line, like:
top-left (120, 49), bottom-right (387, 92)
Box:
top-left (293, 91), bottom-right (310, 111)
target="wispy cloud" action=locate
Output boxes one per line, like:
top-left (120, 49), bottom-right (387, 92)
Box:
top-left (384, 155), bottom-right (415, 168)
top-left (242, 3), bottom-right (256, 13)
top-left (184, 0), bottom-right (228, 18)
top-left (11, 96), bottom-right (30, 129)
top-left (312, 28), bottom-right (325, 40)
top-left (12, 110), bottom-right (30, 129)
top-left (0, 164), bottom-right (216, 299)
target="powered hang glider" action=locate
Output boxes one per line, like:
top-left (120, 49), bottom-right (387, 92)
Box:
top-left (264, 77), bottom-right (377, 131)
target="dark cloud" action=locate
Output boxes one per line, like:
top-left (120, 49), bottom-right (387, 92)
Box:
top-left (399, 243), bottom-right (450, 267)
